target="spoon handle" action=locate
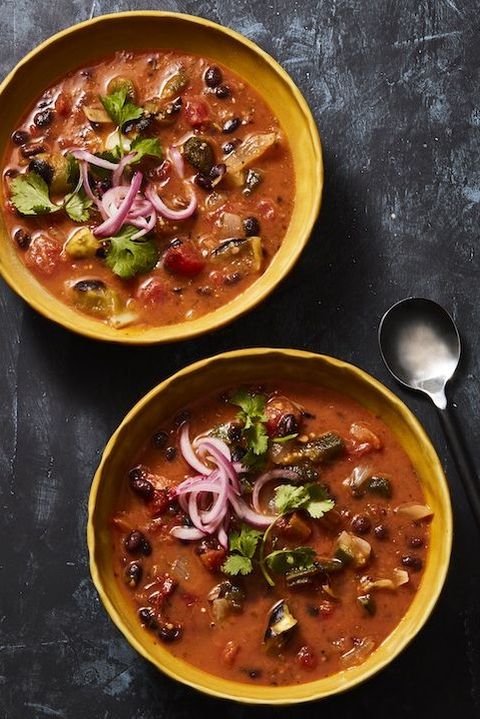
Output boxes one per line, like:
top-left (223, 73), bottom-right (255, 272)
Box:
top-left (437, 405), bottom-right (480, 531)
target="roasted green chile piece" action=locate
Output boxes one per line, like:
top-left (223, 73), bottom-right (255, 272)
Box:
top-left (162, 72), bottom-right (189, 100)
top-left (280, 463), bottom-right (320, 483)
top-left (65, 228), bottom-right (101, 259)
top-left (243, 168), bottom-right (262, 195)
top-left (273, 432), bottom-right (345, 465)
top-left (207, 580), bottom-right (244, 621)
top-left (366, 475), bottom-right (392, 499)
top-left (285, 563), bottom-right (327, 589)
top-left (107, 76), bottom-right (137, 102)
top-left (183, 136), bottom-right (214, 174)
top-left (71, 279), bottom-right (122, 318)
top-left (29, 152), bottom-right (77, 195)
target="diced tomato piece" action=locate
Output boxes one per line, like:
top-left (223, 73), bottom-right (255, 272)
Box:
top-left (55, 92), bottom-right (70, 116)
top-left (257, 198), bottom-right (275, 220)
top-left (318, 600), bottom-right (336, 618)
top-left (348, 423), bottom-right (382, 456)
top-left (137, 277), bottom-right (167, 307)
top-left (222, 640), bottom-right (240, 666)
top-left (199, 547), bottom-right (227, 572)
top-left (276, 512), bottom-right (312, 542)
top-left (163, 242), bottom-right (206, 277)
top-left (265, 395), bottom-right (303, 437)
top-left (25, 235), bottom-right (63, 275)
top-left (296, 645), bottom-right (318, 669)
top-left (149, 489), bottom-right (171, 517)
top-left (148, 573), bottom-right (178, 610)
top-left (184, 99), bottom-right (209, 127)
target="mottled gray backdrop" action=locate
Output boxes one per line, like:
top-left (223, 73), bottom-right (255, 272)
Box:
top-left (0, 1), bottom-right (479, 717)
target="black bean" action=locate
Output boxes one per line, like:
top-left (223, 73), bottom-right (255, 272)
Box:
top-left (215, 84), bottom-right (231, 99)
top-left (248, 669), bottom-right (262, 679)
top-left (401, 555), bottom-right (423, 571)
top-left (228, 424), bottom-right (242, 443)
top-left (307, 605), bottom-right (320, 617)
top-left (409, 536), bottom-right (424, 549)
top-left (14, 229), bottom-right (31, 250)
top-left (351, 515), bottom-right (372, 535)
top-left (276, 413), bottom-right (299, 437)
top-left (152, 431), bottom-right (169, 449)
top-left (95, 241), bottom-right (110, 259)
top-left (222, 117), bottom-right (241, 134)
top-left (124, 562), bottom-right (142, 588)
top-left (194, 172), bottom-right (212, 191)
top-left (34, 109), bottom-right (54, 128)
top-left (4, 168), bottom-right (18, 178)
top-left (165, 446), bottom-right (177, 462)
top-left (20, 144), bottom-right (47, 158)
top-left (210, 163), bottom-right (226, 183)
top-left (124, 530), bottom-right (150, 555)
top-left (12, 129), bottom-right (30, 145)
top-left (222, 139), bottom-right (240, 155)
top-left (74, 279), bottom-right (106, 293)
top-left (224, 272), bottom-right (242, 285)
top-left (158, 622), bottom-right (182, 643)
top-left (138, 607), bottom-right (156, 627)
top-left (28, 158), bottom-right (53, 185)
top-left (128, 467), bottom-right (154, 501)
top-left (243, 216), bottom-right (260, 237)
top-left (204, 66), bottom-right (223, 88)
top-left (174, 409), bottom-right (191, 427)
top-left (373, 523), bottom-right (389, 540)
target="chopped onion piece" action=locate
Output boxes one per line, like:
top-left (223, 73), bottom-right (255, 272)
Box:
top-left (170, 526), bottom-right (206, 541)
top-left (335, 530), bottom-right (371, 568)
top-left (70, 149), bottom-right (119, 171)
top-left (342, 464), bottom-right (372, 490)
top-left (360, 567), bottom-right (410, 592)
top-left (340, 637), bottom-right (375, 667)
top-left (394, 502), bottom-right (433, 521)
top-left (168, 146), bottom-right (184, 178)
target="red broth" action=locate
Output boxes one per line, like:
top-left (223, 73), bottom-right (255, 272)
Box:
top-left (110, 382), bottom-right (431, 686)
top-left (2, 51), bottom-right (294, 329)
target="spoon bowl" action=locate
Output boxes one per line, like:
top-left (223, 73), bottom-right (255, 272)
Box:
top-left (379, 297), bottom-right (480, 532)
top-left (379, 298), bottom-right (461, 409)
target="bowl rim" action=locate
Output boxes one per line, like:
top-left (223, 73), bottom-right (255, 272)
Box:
top-left (0, 10), bottom-right (323, 345)
top-left (87, 347), bottom-right (453, 704)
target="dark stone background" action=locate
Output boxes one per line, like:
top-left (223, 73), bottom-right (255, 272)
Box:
top-left (1, 1), bottom-right (479, 717)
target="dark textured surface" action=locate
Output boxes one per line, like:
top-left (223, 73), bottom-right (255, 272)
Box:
top-left (1, 1), bottom-right (479, 717)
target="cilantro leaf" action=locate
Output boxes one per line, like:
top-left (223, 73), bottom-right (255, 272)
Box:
top-left (229, 525), bottom-right (262, 559)
top-left (264, 546), bottom-right (316, 575)
top-left (64, 189), bottom-right (93, 222)
top-left (221, 524), bottom-right (262, 577)
top-left (274, 483), bottom-right (335, 518)
top-left (105, 225), bottom-right (158, 279)
top-left (230, 390), bottom-right (268, 467)
top-left (221, 554), bottom-right (253, 576)
top-left (129, 137), bottom-right (163, 164)
top-left (99, 87), bottom-right (143, 129)
top-left (10, 172), bottom-right (59, 215)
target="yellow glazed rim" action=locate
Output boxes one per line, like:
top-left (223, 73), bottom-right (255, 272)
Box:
top-left (0, 11), bottom-right (323, 344)
top-left (88, 348), bottom-right (452, 704)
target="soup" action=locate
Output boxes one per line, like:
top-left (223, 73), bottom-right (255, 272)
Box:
top-left (110, 382), bottom-right (432, 686)
top-left (1, 50), bottom-right (294, 329)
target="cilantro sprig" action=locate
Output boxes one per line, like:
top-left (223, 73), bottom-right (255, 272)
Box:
top-left (99, 87), bottom-right (143, 129)
top-left (64, 189), bottom-right (93, 222)
top-left (129, 137), bottom-right (163, 164)
top-left (10, 172), bottom-right (59, 215)
top-left (230, 389), bottom-right (269, 467)
top-left (264, 547), bottom-right (316, 575)
top-left (221, 525), bottom-right (262, 576)
top-left (105, 225), bottom-right (158, 279)
top-left (274, 483), bottom-right (335, 518)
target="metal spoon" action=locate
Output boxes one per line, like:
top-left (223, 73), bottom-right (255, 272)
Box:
top-left (379, 297), bottom-right (480, 530)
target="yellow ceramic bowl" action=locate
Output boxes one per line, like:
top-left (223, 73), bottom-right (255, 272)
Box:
top-left (88, 348), bottom-right (452, 704)
top-left (0, 12), bottom-right (322, 344)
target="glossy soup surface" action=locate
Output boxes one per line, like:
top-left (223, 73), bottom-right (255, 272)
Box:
top-left (2, 50), bottom-right (295, 329)
top-left (111, 382), bottom-right (431, 686)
